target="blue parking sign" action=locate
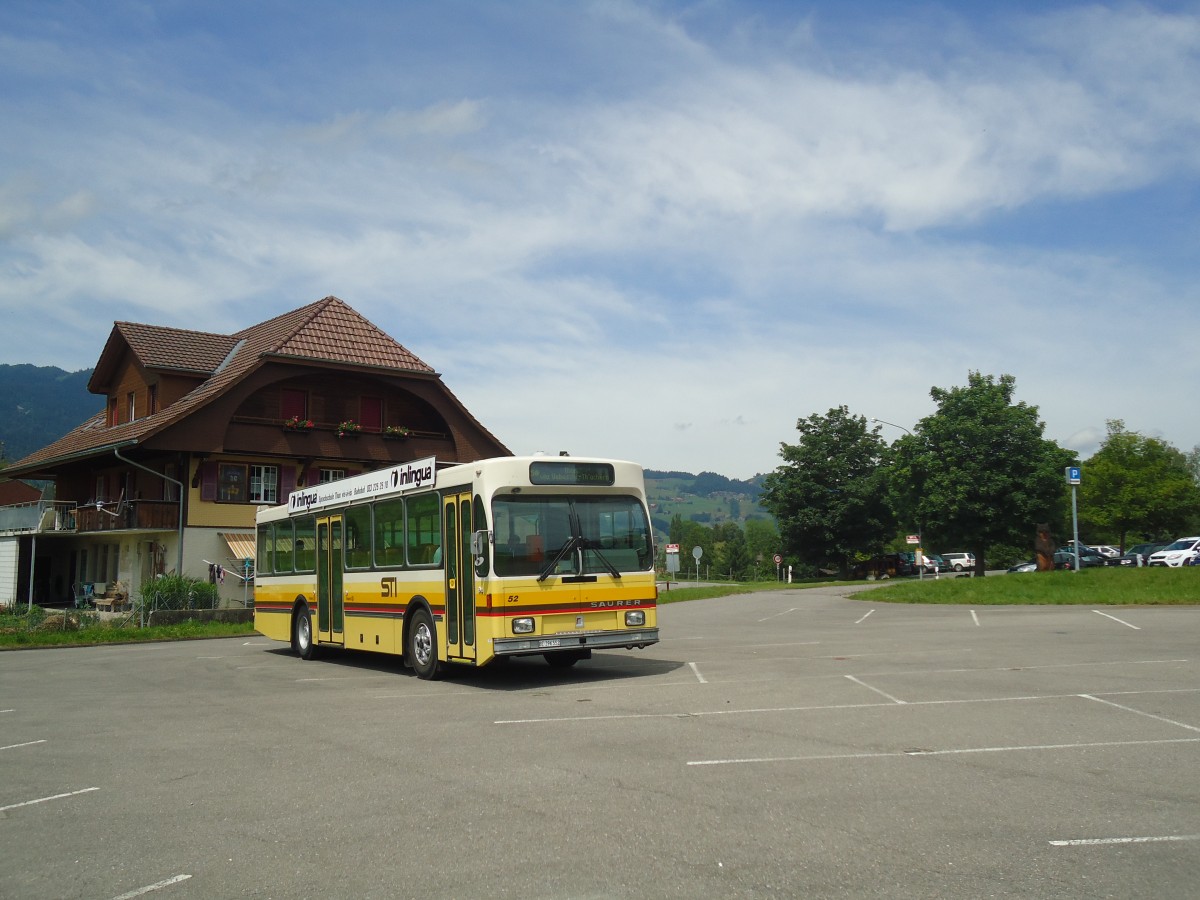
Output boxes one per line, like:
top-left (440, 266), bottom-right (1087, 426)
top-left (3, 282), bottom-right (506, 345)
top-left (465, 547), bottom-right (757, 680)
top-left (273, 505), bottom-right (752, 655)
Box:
top-left (1066, 466), bottom-right (1081, 485)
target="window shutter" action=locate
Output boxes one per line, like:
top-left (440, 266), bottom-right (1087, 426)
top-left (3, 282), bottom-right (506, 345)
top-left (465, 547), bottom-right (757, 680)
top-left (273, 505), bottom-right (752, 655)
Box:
top-left (280, 466), bottom-right (297, 502)
top-left (200, 462), bottom-right (218, 502)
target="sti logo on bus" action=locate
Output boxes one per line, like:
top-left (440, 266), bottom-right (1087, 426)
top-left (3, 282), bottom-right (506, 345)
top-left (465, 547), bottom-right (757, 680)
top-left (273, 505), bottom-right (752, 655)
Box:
top-left (288, 456), bottom-right (437, 514)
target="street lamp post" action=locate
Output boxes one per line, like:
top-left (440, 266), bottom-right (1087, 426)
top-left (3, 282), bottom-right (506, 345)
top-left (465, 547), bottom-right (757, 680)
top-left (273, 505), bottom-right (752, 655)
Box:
top-left (870, 417), bottom-right (923, 579)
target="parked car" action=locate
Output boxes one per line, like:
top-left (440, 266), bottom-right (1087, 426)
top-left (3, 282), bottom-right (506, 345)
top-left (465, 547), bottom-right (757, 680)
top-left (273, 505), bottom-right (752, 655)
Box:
top-left (921, 554), bottom-right (950, 574)
top-left (1060, 547), bottom-right (1106, 569)
top-left (1105, 542), bottom-right (1169, 567)
top-left (1090, 544), bottom-right (1120, 558)
top-left (941, 552), bottom-right (975, 572)
top-left (1148, 537), bottom-right (1200, 567)
top-left (1008, 550), bottom-right (1097, 572)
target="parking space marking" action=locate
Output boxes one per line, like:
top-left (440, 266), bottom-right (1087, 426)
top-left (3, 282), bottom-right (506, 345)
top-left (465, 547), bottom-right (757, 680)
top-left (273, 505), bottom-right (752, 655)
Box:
top-left (1, 739), bottom-right (46, 751)
top-left (1081, 694), bottom-right (1200, 732)
top-left (855, 609), bottom-right (875, 624)
top-left (1050, 835), bottom-right (1200, 847)
top-left (971, 610), bottom-right (980, 627)
top-left (0, 786), bottom-right (99, 813)
top-left (687, 737), bottom-right (1200, 767)
top-left (1093, 610), bottom-right (1140, 630)
top-left (111, 874), bottom-right (192, 899)
top-left (688, 662), bottom-right (708, 684)
top-left (845, 674), bottom-right (906, 704)
top-left (757, 608), bottom-right (801, 622)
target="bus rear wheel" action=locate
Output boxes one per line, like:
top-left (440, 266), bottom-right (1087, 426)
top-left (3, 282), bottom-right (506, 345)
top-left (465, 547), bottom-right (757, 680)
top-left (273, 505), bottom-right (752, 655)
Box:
top-left (407, 607), bottom-right (440, 680)
top-left (544, 649), bottom-right (589, 668)
top-left (292, 604), bottom-right (316, 660)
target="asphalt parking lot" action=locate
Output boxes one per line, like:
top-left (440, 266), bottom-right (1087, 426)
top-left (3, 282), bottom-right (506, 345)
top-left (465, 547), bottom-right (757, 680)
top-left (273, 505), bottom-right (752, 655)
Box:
top-left (3, 584), bottom-right (1199, 899)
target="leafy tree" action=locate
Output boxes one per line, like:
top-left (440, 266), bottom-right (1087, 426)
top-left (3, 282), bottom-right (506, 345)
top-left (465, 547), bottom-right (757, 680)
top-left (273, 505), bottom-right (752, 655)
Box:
top-left (744, 518), bottom-right (781, 579)
top-left (1079, 421), bottom-right (1200, 547)
top-left (760, 406), bottom-right (894, 578)
top-left (887, 372), bottom-right (1074, 574)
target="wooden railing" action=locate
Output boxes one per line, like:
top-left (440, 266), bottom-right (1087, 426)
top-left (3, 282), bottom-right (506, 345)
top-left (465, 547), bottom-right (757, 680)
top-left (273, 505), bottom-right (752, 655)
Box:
top-left (74, 500), bottom-right (179, 533)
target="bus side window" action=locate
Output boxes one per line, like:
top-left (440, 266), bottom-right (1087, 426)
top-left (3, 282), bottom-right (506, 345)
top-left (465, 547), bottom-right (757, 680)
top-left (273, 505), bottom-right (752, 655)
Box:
top-left (373, 499), bottom-right (405, 568)
top-left (344, 505), bottom-right (372, 569)
top-left (294, 517), bottom-right (316, 572)
top-left (406, 494), bottom-right (441, 567)
top-left (274, 521), bottom-right (294, 572)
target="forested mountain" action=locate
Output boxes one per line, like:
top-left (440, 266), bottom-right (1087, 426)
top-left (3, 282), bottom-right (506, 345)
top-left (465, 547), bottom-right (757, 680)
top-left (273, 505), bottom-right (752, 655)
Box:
top-left (643, 468), bottom-right (770, 536)
top-left (0, 365), bottom-right (99, 464)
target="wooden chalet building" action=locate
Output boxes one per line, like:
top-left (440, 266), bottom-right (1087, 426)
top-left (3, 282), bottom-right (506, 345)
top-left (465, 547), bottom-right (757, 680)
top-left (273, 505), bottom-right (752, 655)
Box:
top-left (0, 296), bottom-right (509, 608)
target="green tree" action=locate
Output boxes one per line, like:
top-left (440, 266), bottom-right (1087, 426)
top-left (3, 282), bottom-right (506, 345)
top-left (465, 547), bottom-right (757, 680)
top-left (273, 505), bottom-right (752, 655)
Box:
top-left (1079, 420), bottom-right (1200, 547)
top-left (761, 406), bottom-right (894, 578)
top-left (888, 372), bottom-right (1074, 574)
top-left (744, 518), bottom-right (781, 579)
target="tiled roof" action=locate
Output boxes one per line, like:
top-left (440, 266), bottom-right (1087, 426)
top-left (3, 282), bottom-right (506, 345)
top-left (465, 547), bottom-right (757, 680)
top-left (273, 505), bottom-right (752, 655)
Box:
top-left (7, 297), bottom-right (441, 474)
top-left (241, 297), bottom-right (434, 372)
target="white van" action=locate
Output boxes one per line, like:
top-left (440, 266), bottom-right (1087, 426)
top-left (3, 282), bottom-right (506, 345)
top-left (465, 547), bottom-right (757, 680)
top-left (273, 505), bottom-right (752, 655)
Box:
top-left (941, 552), bottom-right (975, 572)
top-left (1147, 537), bottom-right (1200, 567)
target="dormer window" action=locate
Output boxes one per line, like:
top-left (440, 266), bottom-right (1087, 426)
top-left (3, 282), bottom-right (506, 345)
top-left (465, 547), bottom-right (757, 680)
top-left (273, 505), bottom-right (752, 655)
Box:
top-left (127, 392), bottom-right (136, 422)
top-left (108, 397), bottom-right (118, 427)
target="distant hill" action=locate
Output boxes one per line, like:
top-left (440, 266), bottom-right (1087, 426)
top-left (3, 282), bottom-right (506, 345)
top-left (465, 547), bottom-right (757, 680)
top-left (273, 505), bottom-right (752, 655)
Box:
top-left (643, 468), bottom-right (770, 537)
top-left (0, 365), bottom-right (99, 465)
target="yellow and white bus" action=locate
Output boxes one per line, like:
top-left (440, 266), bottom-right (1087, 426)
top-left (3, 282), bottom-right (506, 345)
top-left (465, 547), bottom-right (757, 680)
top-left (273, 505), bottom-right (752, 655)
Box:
top-left (254, 455), bottom-right (659, 678)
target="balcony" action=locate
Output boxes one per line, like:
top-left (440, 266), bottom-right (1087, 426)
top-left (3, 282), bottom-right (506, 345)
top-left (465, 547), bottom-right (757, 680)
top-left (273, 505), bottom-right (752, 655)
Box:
top-left (73, 500), bottom-right (180, 534)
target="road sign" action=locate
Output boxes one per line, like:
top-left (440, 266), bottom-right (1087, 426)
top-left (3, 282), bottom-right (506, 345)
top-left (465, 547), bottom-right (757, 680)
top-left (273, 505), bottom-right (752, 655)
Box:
top-left (665, 543), bottom-right (679, 554)
top-left (905, 534), bottom-right (920, 544)
top-left (1066, 466), bottom-right (1081, 485)
top-left (692, 546), bottom-right (703, 561)
top-left (773, 554), bottom-right (782, 564)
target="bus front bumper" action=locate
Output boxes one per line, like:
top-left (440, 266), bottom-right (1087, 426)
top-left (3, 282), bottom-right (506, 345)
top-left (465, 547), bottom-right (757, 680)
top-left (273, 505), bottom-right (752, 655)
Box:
top-left (493, 629), bottom-right (660, 658)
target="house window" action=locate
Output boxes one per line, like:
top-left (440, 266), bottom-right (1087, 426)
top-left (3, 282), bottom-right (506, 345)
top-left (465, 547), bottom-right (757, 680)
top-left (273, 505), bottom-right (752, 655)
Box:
top-left (95, 476), bottom-right (106, 503)
top-left (163, 463), bottom-right (179, 501)
top-left (127, 392), bottom-right (136, 422)
top-left (218, 463), bottom-right (248, 503)
top-left (281, 389), bottom-right (308, 422)
top-left (108, 397), bottom-right (118, 427)
top-left (319, 469), bottom-right (345, 483)
top-left (250, 465), bottom-right (278, 504)
top-left (148, 384), bottom-right (158, 415)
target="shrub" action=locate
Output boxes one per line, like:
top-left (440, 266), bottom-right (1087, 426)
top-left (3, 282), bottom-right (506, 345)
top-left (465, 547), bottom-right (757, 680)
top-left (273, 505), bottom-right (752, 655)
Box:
top-left (136, 575), bottom-right (220, 617)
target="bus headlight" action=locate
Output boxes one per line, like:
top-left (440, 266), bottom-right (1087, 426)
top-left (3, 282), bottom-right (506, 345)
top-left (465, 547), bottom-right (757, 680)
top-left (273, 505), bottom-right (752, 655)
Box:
top-left (512, 617), bottom-right (535, 634)
top-left (625, 610), bottom-right (646, 627)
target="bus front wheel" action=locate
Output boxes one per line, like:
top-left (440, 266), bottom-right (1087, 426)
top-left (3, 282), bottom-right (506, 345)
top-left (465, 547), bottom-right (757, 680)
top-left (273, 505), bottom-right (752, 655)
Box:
top-left (292, 604), bottom-right (316, 660)
top-left (407, 607), bottom-right (440, 680)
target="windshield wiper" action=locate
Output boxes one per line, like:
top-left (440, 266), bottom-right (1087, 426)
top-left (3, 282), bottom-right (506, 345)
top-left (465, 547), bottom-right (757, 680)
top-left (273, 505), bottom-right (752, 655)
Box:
top-left (580, 539), bottom-right (622, 578)
top-left (537, 535), bottom-right (581, 582)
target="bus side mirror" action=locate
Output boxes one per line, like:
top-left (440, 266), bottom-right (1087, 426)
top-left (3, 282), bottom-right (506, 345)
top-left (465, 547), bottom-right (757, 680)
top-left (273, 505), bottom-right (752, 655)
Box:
top-left (471, 530), bottom-right (489, 565)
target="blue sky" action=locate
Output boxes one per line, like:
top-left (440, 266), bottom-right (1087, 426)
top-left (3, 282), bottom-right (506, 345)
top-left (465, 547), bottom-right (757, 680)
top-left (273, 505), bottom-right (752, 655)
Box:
top-left (2, 1), bottom-right (1198, 478)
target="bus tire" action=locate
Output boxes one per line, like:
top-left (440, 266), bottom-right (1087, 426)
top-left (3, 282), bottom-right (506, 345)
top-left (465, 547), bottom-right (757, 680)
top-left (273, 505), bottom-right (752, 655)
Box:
top-left (544, 650), bottom-right (587, 668)
top-left (407, 607), bottom-right (440, 680)
top-left (292, 604), bottom-right (316, 660)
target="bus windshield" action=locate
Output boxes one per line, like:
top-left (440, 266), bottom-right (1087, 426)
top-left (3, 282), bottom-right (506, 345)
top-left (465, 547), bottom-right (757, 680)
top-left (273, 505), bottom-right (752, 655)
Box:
top-left (492, 494), bottom-right (653, 577)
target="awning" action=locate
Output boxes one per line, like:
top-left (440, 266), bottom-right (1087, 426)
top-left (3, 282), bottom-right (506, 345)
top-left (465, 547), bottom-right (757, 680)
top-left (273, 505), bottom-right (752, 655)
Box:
top-left (221, 532), bottom-right (256, 562)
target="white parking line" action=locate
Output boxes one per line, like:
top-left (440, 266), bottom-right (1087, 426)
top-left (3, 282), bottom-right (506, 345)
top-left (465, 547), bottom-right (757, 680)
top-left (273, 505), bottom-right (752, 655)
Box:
top-left (1081, 694), bottom-right (1200, 732)
top-left (1051, 834), bottom-right (1200, 847)
top-left (0, 786), bottom-right (99, 813)
top-left (855, 609), bottom-right (875, 624)
top-left (111, 874), bottom-right (192, 899)
top-left (757, 608), bottom-right (801, 622)
top-left (687, 737), bottom-right (1200, 766)
top-left (971, 610), bottom-right (980, 627)
top-left (1093, 610), bottom-right (1140, 630)
top-left (688, 662), bottom-right (708, 684)
top-left (845, 674), bottom-right (906, 704)
top-left (1, 739), bottom-right (46, 751)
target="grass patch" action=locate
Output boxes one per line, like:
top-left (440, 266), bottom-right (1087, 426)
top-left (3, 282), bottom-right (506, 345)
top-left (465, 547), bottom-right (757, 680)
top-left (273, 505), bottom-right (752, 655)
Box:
top-left (869, 566), bottom-right (1200, 605)
top-left (0, 614), bottom-right (256, 649)
top-left (657, 579), bottom-right (856, 604)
